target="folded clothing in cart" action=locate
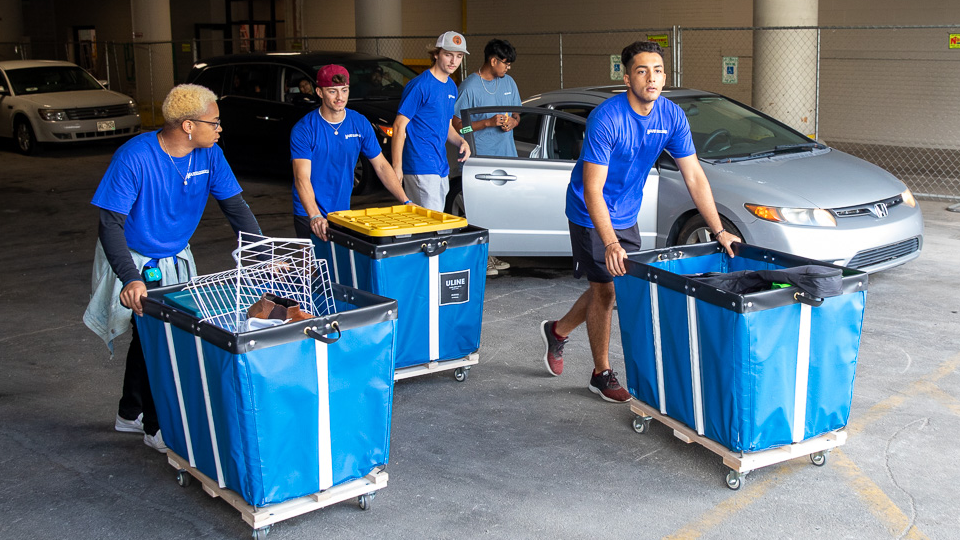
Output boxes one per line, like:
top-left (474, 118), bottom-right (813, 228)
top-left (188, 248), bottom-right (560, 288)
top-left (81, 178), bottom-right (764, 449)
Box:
top-left (687, 264), bottom-right (842, 298)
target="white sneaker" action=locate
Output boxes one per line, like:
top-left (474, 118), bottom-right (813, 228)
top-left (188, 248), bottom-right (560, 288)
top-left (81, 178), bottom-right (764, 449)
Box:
top-left (115, 413), bottom-right (144, 434)
top-left (143, 431), bottom-right (168, 453)
top-left (486, 260), bottom-right (498, 276)
top-left (489, 256), bottom-right (510, 271)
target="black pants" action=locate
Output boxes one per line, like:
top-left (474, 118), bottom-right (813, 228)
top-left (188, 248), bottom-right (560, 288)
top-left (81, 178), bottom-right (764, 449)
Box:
top-left (117, 280), bottom-right (160, 436)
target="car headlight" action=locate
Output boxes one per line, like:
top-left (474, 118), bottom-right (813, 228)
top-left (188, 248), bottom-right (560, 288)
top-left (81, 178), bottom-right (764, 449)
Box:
top-left (127, 101), bottom-right (139, 115)
top-left (744, 203), bottom-right (837, 227)
top-left (39, 109), bottom-right (68, 121)
top-left (900, 188), bottom-right (917, 208)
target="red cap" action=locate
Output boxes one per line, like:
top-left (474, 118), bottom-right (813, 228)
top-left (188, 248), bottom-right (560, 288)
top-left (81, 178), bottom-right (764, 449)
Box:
top-left (316, 64), bottom-right (349, 88)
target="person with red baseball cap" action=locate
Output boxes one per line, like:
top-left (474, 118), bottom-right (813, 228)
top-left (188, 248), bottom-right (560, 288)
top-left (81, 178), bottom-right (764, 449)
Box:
top-left (391, 31), bottom-right (472, 211)
top-left (290, 64), bottom-right (411, 240)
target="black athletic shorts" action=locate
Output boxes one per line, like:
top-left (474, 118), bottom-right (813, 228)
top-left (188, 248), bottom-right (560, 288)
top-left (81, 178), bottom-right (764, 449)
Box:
top-left (568, 221), bottom-right (643, 283)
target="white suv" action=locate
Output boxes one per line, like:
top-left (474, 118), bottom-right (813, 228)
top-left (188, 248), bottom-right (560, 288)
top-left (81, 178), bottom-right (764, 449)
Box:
top-left (0, 60), bottom-right (141, 154)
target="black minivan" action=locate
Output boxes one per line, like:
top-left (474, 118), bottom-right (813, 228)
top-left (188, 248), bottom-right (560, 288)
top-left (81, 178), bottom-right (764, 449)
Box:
top-left (186, 52), bottom-right (419, 192)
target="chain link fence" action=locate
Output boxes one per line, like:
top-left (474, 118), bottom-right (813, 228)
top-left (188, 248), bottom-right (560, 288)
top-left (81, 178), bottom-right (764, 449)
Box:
top-left (4, 25), bottom-right (959, 200)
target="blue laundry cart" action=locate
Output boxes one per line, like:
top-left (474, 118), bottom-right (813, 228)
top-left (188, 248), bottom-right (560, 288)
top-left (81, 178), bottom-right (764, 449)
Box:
top-left (138, 280), bottom-right (398, 533)
top-left (318, 206), bottom-right (489, 382)
top-left (614, 242), bottom-right (868, 490)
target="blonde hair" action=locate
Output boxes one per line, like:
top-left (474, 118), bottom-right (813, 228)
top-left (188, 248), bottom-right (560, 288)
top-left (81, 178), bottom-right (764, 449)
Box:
top-left (162, 84), bottom-right (218, 126)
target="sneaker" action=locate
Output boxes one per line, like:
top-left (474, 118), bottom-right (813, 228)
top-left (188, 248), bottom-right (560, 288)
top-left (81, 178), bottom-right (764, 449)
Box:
top-left (486, 259), bottom-right (499, 276)
top-left (588, 370), bottom-right (632, 403)
top-left (143, 431), bottom-right (168, 453)
top-left (540, 320), bottom-right (567, 376)
top-left (115, 413), bottom-right (144, 434)
top-left (489, 256), bottom-right (510, 271)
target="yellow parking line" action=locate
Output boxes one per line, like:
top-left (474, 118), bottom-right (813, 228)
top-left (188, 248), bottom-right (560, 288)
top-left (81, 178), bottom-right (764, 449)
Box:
top-left (661, 464), bottom-right (789, 540)
top-left (662, 353), bottom-right (958, 539)
top-left (917, 381), bottom-right (960, 418)
top-left (831, 449), bottom-right (930, 540)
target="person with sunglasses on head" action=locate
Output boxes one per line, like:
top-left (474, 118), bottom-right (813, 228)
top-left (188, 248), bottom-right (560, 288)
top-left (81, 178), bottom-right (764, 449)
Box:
top-left (392, 31), bottom-right (472, 212)
top-left (452, 38), bottom-right (521, 276)
top-left (83, 84), bottom-right (262, 453)
top-left (290, 65), bottom-right (410, 241)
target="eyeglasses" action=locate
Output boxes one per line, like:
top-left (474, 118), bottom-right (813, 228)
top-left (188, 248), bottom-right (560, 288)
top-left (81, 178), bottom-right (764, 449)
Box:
top-left (496, 58), bottom-right (512, 68)
top-left (190, 118), bottom-right (221, 129)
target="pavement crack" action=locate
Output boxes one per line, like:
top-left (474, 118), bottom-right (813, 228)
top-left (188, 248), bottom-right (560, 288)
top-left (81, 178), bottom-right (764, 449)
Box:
top-left (885, 416), bottom-right (928, 539)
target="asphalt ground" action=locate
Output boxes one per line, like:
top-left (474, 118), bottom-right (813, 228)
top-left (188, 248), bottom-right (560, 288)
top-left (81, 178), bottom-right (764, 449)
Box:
top-left (1, 139), bottom-right (959, 540)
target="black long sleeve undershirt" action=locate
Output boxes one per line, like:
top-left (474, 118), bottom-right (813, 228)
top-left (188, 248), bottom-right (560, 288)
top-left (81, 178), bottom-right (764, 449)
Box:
top-left (98, 193), bottom-right (263, 285)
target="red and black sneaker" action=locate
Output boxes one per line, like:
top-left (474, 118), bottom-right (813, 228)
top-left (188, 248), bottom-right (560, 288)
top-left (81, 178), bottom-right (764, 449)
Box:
top-left (588, 369), bottom-right (632, 403)
top-left (539, 320), bottom-right (567, 376)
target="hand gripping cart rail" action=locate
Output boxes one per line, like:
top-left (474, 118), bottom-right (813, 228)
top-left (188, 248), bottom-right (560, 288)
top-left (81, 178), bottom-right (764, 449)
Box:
top-left (614, 242), bottom-right (868, 490)
top-left (137, 233), bottom-right (398, 538)
top-left (316, 205), bottom-right (489, 382)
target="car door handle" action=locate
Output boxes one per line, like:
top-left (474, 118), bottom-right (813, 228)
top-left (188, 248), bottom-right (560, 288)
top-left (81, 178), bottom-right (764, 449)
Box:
top-left (255, 116), bottom-right (282, 121)
top-left (474, 174), bottom-right (517, 181)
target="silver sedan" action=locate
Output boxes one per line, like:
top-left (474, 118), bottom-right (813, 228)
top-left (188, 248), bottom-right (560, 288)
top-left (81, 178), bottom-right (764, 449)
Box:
top-left (454, 86), bottom-right (922, 272)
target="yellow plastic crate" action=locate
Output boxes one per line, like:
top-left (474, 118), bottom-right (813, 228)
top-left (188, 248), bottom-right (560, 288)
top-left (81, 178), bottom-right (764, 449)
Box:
top-left (327, 205), bottom-right (468, 237)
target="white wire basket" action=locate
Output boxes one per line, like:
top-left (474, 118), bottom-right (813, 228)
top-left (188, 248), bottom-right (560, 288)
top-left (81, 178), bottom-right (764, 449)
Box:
top-left (184, 232), bottom-right (337, 332)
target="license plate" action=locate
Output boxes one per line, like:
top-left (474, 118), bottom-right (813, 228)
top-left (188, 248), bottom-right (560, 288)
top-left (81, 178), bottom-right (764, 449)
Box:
top-left (97, 120), bottom-right (116, 132)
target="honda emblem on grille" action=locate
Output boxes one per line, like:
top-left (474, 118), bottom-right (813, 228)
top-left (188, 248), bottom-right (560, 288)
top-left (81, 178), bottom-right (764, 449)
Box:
top-left (95, 109), bottom-right (108, 117)
top-left (872, 202), bottom-right (889, 218)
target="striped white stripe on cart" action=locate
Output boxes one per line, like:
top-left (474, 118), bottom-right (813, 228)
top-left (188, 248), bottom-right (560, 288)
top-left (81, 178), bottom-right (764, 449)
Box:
top-left (793, 303), bottom-right (812, 443)
top-left (649, 282), bottom-right (667, 415)
top-left (164, 322), bottom-right (195, 466)
top-left (315, 339), bottom-right (333, 490)
top-left (194, 336), bottom-right (226, 488)
top-left (686, 296), bottom-right (705, 436)
top-left (429, 255), bottom-right (440, 361)
top-left (330, 244), bottom-right (341, 284)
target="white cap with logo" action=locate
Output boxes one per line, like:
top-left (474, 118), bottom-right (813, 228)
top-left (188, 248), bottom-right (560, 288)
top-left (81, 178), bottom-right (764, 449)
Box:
top-left (436, 31), bottom-right (469, 54)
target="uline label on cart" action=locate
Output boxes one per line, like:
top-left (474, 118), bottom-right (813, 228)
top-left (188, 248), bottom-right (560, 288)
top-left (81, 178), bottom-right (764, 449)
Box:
top-left (439, 270), bottom-right (470, 305)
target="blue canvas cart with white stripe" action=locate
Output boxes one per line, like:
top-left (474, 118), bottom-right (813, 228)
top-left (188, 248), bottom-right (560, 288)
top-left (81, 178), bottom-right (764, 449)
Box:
top-left (137, 281), bottom-right (397, 532)
top-left (316, 214), bottom-right (488, 382)
top-left (614, 242), bottom-right (868, 490)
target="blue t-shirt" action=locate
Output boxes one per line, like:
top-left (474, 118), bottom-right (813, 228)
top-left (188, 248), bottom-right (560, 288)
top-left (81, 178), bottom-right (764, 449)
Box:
top-left (566, 93), bottom-right (695, 229)
top-left (453, 72), bottom-right (521, 158)
top-left (397, 70), bottom-right (458, 177)
top-left (91, 131), bottom-right (243, 258)
top-left (290, 108), bottom-right (382, 217)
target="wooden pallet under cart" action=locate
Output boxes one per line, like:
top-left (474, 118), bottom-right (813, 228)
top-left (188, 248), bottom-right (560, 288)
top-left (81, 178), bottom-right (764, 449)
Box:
top-left (167, 451), bottom-right (388, 539)
top-left (393, 352), bottom-right (479, 382)
top-left (629, 401), bottom-right (847, 490)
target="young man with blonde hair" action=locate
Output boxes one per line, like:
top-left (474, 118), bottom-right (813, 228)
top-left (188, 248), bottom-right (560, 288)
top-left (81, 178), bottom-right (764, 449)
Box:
top-left (84, 84), bottom-right (261, 452)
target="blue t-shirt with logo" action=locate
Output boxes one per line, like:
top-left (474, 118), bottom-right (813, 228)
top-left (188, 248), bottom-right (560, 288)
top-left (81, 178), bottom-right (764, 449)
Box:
top-left (566, 93), bottom-right (695, 229)
top-left (397, 70), bottom-right (458, 177)
top-left (290, 108), bottom-right (382, 217)
top-left (91, 131), bottom-right (243, 258)
top-left (453, 72), bottom-right (521, 157)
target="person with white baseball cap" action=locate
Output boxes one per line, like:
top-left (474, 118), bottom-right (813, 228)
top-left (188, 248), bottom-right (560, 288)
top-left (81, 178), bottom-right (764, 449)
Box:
top-left (391, 31), bottom-right (472, 211)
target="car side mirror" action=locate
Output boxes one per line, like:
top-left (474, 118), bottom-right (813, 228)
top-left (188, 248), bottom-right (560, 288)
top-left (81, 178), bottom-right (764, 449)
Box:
top-left (656, 151), bottom-right (679, 172)
top-left (98, 79), bottom-right (110, 89)
top-left (0, 84), bottom-right (8, 95)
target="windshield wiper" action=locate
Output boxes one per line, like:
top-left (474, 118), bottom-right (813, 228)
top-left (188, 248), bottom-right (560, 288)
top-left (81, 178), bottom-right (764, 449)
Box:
top-left (774, 142), bottom-right (824, 152)
top-left (709, 142), bottom-right (826, 164)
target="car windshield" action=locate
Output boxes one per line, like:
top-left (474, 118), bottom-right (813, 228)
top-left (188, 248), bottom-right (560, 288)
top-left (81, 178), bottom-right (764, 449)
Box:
top-left (5, 66), bottom-right (103, 95)
top-left (672, 96), bottom-right (818, 161)
top-left (317, 59), bottom-right (419, 100)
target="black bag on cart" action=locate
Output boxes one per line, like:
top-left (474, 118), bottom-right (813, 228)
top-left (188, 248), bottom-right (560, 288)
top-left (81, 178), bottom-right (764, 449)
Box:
top-left (688, 265), bottom-right (842, 305)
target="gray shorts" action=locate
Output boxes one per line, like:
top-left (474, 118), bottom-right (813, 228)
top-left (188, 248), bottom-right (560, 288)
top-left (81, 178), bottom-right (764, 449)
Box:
top-left (403, 174), bottom-right (449, 212)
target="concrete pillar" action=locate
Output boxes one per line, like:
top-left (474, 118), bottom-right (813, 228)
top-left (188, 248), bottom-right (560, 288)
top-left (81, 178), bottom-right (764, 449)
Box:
top-left (355, 0), bottom-right (402, 61)
top-left (0, 0), bottom-right (25, 61)
top-left (131, 0), bottom-right (174, 127)
top-left (753, 0), bottom-right (819, 137)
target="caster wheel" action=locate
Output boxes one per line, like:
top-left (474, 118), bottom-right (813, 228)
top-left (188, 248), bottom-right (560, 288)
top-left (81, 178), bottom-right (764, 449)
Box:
top-left (252, 525), bottom-right (270, 539)
top-left (358, 492), bottom-right (375, 511)
top-left (454, 367), bottom-right (469, 382)
top-left (725, 470), bottom-right (742, 491)
top-left (176, 469), bottom-right (192, 487)
top-left (810, 451), bottom-right (827, 467)
top-left (631, 416), bottom-right (651, 434)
